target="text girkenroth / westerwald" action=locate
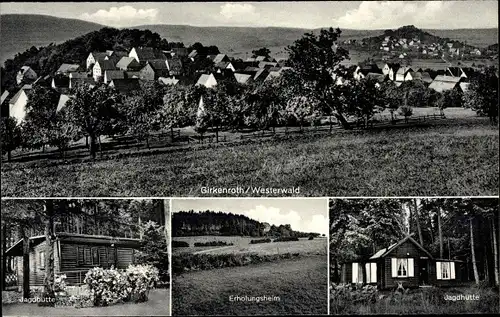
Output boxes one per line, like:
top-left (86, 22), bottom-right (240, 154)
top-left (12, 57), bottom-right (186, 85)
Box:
top-left (201, 186), bottom-right (300, 195)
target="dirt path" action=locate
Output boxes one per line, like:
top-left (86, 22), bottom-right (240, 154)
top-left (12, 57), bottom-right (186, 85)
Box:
top-left (192, 245), bottom-right (236, 254)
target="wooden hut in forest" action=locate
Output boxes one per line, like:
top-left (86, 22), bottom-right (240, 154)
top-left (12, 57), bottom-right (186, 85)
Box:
top-left (340, 234), bottom-right (465, 289)
top-left (5, 232), bottom-right (141, 288)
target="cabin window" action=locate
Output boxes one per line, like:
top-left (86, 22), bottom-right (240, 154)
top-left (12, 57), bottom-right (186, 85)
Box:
top-left (39, 251), bottom-right (46, 269)
top-left (436, 261), bottom-right (455, 280)
top-left (391, 258), bottom-right (414, 278)
top-left (365, 263), bottom-right (377, 283)
top-left (84, 247), bottom-right (92, 265)
top-left (91, 247), bottom-right (100, 265)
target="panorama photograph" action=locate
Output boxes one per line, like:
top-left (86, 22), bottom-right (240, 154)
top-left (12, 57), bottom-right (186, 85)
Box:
top-left (0, 1), bottom-right (499, 197)
top-left (329, 198), bottom-right (499, 315)
top-left (1, 199), bottom-right (171, 316)
top-left (171, 198), bottom-right (328, 315)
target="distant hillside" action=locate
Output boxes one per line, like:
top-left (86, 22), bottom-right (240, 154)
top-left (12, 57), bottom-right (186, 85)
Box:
top-left (172, 210), bottom-right (320, 238)
top-left (0, 14), bottom-right (105, 64)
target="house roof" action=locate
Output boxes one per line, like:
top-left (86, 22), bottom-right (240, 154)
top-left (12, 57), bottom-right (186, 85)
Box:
top-left (253, 68), bottom-right (270, 81)
top-left (188, 50), bottom-right (198, 59)
top-left (57, 63), bottom-right (80, 73)
top-left (52, 76), bottom-right (70, 88)
top-left (71, 78), bottom-right (95, 88)
top-left (369, 234), bottom-right (434, 260)
top-left (213, 54), bottom-right (228, 64)
top-left (91, 52), bottom-right (108, 61)
top-left (172, 47), bottom-right (188, 56)
top-left (147, 59), bottom-right (168, 70)
top-left (109, 78), bottom-right (141, 94)
top-left (1, 91), bottom-right (10, 105)
top-left (196, 74), bottom-right (215, 86)
top-left (116, 56), bottom-right (140, 70)
top-left (396, 66), bottom-right (413, 75)
top-left (158, 77), bottom-right (180, 86)
top-left (234, 73), bottom-right (253, 84)
top-left (258, 61), bottom-right (278, 68)
top-left (69, 72), bottom-right (88, 79)
top-left (459, 82), bottom-right (470, 92)
top-left (96, 60), bottom-right (116, 71)
top-left (264, 71), bottom-right (281, 81)
top-left (105, 70), bottom-right (125, 80)
top-left (56, 94), bottom-right (70, 112)
top-left (132, 47), bottom-right (166, 61)
top-left (125, 71), bottom-right (140, 78)
top-left (447, 67), bottom-right (462, 77)
top-left (166, 57), bottom-right (183, 71)
top-left (216, 61), bottom-right (232, 69)
top-left (365, 73), bottom-right (387, 82)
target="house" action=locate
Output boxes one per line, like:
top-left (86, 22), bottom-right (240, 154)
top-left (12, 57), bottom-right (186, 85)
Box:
top-left (158, 77), bottom-right (179, 86)
top-left (419, 72), bottom-right (433, 84)
top-left (8, 85), bottom-right (33, 123)
top-left (51, 76), bottom-right (70, 90)
top-left (188, 50), bottom-right (198, 61)
top-left (171, 47), bottom-right (188, 57)
top-left (86, 52), bottom-right (109, 70)
top-left (56, 64), bottom-right (80, 75)
top-left (107, 51), bottom-right (128, 64)
top-left (56, 94), bottom-right (70, 112)
top-left (195, 73), bottom-right (218, 88)
top-left (1, 91), bottom-right (10, 117)
top-left (16, 66), bottom-right (38, 85)
top-left (234, 73), bottom-right (253, 85)
top-left (340, 234), bottom-right (464, 289)
top-left (70, 78), bottom-right (95, 89)
top-left (459, 82), bottom-right (470, 93)
top-left (253, 68), bottom-right (270, 83)
top-left (104, 70), bottom-right (125, 84)
top-left (116, 57), bottom-right (141, 71)
top-left (383, 63), bottom-right (400, 76)
top-left (109, 78), bottom-right (141, 95)
top-left (69, 72), bottom-right (88, 80)
top-left (446, 67), bottom-right (475, 79)
top-left (215, 61), bottom-right (235, 73)
top-left (428, 75), bottom-right (462, 93)
top-left (129, 47), bottom-right (166, 63)
top-left (139, 60), bottom-right (169, 81)
top-left (93, 60), bottom-right (116, 82)
top-left (5, 232), bottom-right (141, 287)
top-left (395, 66), bottom-right (413, 82)
top-left (258, 61), bottom-right (278, 69)
top-left (354, 64), bottom-right (382, 81)
top-left (365, 73), bottom-right (388, 86)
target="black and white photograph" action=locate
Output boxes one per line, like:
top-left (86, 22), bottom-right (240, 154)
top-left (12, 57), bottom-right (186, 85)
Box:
top-left (329, 198), bottom-right (499, 315)
top-left (0, 1), bottom-right (498, 197)
top-left (171, 198), bottom-right (328, 315)
top-left (1, 199), bottom-right (171, 316)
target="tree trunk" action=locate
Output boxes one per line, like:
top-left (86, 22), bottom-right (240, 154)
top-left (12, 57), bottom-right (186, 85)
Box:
top-left (414, 199), bottom-right (424, 246)
top-left (491, 219), bottom-right (499, 286)
top-left (438, 207), bottom-right (443, 258)
top-left (89, 133), bottom-right (97, 159)
top-left (146, 136), bottom-right (150, 150)
top-left (22, 227), bottom-right (30, 298)
top-left (7, 149), bottom-right (12, 162)
top-left (170, 126), bottom-right (174, 141)
top-left (361, 262), bottom-right (367, 285)
top-left (2, 223), bottom-right (7, 290)
top-left (85, 135), bottom-right (89, 148)
top-left (470, 218), bottom-right (480, 284)
top-left (335, 113), bottom-right (352, 130)
top-left (215, 126), bottom-right (219, 143)
top-left (329, 115), bottom-right (333, 133)
top-left (41, 200), bottom-right (55, 306)
top-left (42, 144), bottom-right (46, 153)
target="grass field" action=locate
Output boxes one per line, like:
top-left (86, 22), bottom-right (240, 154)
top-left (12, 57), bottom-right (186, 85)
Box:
top-left (172, 255), bottom-right (327, 315)
top-left (1, 116), bottom-right (498, 197)
top-left (173, 236), bottom-right (327, 255)
top-left (2, 288), bottom-right (170, 316)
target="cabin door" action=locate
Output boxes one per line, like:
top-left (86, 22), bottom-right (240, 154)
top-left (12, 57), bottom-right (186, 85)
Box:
top-left (418, 259), bottom-right (429, 285)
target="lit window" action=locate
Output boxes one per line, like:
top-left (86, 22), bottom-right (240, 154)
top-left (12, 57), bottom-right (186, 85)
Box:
top-left (397, 258), bottom-right (408, 277)
top-left (39, 251), bottom-right (45, 269)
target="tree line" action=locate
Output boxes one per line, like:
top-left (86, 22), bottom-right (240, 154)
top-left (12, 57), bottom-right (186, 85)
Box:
top-left (329, 198), bottom-right (499, 287)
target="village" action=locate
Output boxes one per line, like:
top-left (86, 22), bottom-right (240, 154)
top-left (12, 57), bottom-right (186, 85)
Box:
top-left (1, 37), bottom-right (491, 124)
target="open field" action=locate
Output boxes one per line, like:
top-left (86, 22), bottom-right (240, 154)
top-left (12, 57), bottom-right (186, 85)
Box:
top-left (173, 255), bottom-right (327, 315)
top-left (2, 288), bottom-right (170, 316)
top-left (330, 285), bottom-right (499, 315)
top-left (2, 116), bottom-right (497, 197)
top-left (173, 236), bottom-right (327, 255)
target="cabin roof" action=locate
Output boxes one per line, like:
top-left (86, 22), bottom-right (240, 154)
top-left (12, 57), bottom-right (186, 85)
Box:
top-left (5, 233), bottom-right (141, 257)
top-left (369, 234), bottom-right (434, 260)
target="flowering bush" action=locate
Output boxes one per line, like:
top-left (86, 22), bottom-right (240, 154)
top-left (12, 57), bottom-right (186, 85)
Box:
top-left (84, 265), bottom-right (159, 306)
top-left (84, 267), bottom-right (128, 306)
top-left (54, 274), bottom-right (67, 295)
top-left (124, 264), bottom-right (160, 302)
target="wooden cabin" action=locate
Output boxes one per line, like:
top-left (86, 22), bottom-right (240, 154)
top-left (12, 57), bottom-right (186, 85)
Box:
top-left (5, 232), bottom-right (141, 287)
top-left (340, 235), bottom-right (465, 289)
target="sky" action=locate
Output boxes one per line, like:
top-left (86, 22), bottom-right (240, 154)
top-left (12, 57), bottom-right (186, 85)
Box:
top-left (0, 1), bottom-right (498, 29)
top-left (172, 198), bottom-right (329, 235)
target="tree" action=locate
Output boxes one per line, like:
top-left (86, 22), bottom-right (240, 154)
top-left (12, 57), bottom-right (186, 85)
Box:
top-left (1, 116), bottom-right (22, 161)
top-left (252, 47), bottom-right (271, 58)
top-left (48, 108), bottom-right (79, 157)
top-left (65, 83), bottom-right (122, 158)
top-left (348, 78), bottom-right (385, 128)
top-left (21, 86), bottom-right (60, 152)
top-left (194, 95), bottom-right (210, 141)
top-left (286, 27), bottom-right (352, 129)
top-left (285, 95), bottom-right (318, 132)
top-left (381, 82), bottom-right (403, 122)
top-left (136, 221), bottom-right (169, 284)
top-left (161, 86), bottom-right (194, 140)
top-left (463, 67), bottom-right (498, 124)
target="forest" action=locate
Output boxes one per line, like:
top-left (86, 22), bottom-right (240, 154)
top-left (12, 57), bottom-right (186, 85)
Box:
top-left (330, 198), bottom-right (499, 287)
top-left (172, 210), bottom-right (321, 238)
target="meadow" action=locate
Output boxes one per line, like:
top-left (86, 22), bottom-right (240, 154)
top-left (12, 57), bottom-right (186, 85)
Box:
top-left (330, 284), bottom-right (499, 315)
top-left (2, 114), bottom-right (497, 197)
top-left (173, 236), bottom-right (327, 255)
top-left (172, 255), bottom-right (328, 315)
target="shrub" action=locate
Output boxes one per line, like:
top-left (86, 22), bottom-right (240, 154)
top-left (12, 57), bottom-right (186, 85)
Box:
top-left (84, 267), bottom-right (128, 306)
top-left (54, 274), bottom-right (67, 295)
top-left (273, 236), bottom-right (299, 242)
top-left (308, 236), bottom-right (314, 240)
top-left (123, 264), bottom-right (160, 303)
top-left (193, 241), bottom-right (234, 247)
top-left (250, 238), bottom-right (272, 244)
top-left (172, 240), bottom-right (189, 248)
top-left (135, 221), bottom-right (169, 284)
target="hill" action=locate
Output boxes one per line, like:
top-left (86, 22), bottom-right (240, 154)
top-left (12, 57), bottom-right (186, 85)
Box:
top-left (0, 14), bottom-right (104, 64)
top-left (172, 210), bottom-right (320, 238)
